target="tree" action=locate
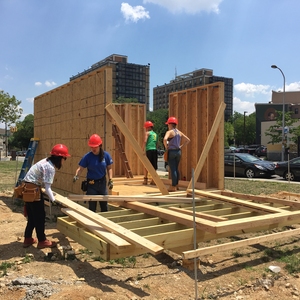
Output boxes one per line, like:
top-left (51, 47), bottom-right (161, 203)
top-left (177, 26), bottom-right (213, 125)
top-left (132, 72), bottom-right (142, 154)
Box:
top-left (226, 112), bottom-right (256, 146)
top-left (0, 90), bottom-right (23, 125)
top-left (113, 97), bottom-right (139, 103)
top-left (265, 110), bottom-right (298, 145)
top-left (0, 90), bottom-right (23, 155)
top-left (9, 114), bottom-right (34, 150)
top-left (146, 109), bottom-right (169, 149)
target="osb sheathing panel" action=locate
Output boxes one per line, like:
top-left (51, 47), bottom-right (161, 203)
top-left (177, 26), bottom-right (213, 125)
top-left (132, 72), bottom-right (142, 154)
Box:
top-left (169, 82), bottom-right (225, 190)
top-left (34, 67), bottom-right (145, 195)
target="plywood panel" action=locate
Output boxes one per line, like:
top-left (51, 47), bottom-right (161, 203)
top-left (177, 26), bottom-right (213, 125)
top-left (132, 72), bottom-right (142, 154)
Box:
top-left (168, 82), bottom-right (225, 189)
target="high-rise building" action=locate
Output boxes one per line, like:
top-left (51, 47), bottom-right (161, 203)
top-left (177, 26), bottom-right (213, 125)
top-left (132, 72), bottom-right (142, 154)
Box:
top-left (70, 54), bottom-right (150, 111)
top-left (153, 68), bottom-right (233, 121)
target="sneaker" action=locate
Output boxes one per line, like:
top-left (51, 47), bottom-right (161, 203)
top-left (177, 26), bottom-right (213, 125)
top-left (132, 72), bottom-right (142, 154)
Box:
top-left (23, 237), bottom-right (37, 248)
top-left (37, 239), bottom-right (57, 249)
top-left (150, 180), bottom-right (156, 185)
top-left (143, 178), bottom-right (148, 185)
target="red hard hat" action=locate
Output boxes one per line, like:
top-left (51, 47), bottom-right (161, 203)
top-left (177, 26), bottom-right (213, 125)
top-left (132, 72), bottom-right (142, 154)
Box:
top-left (144, 121), bottom-right (154, 128)
top-left (50, 144), bottom-right (71, 157)
top-left (165, 116), bottom-right (178, 125)
top-left (88, 134), bottom-right (102, 147)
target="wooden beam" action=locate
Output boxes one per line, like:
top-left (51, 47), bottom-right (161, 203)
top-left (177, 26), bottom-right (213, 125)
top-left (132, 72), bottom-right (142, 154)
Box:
top-left (68, 194), bottom-right (197, 203)
top-left (55, 194), bottom-right (163, 255)
top-left (167, 207), bottom-right (228, 222)
top-left (182, 227), bottom-right (300, 259)
top-left (187, 102), bottom-right (226, 189)
top-left (105, 103), bottom-right (169, 195)
top-left (214, 210), bottom-right (300, 234)
top-left (61, 208), bottom-right (131, 249)
top-left (222, 190), bottom-right (300, 209)
top-left (188, 190), bottom-right (288, 214)
top-left (119, 201), bottom-right (217, 233)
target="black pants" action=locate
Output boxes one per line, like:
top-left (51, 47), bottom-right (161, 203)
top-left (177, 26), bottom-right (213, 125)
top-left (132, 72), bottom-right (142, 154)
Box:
top-left (24, 194), bottom-right (46, 242)
top-left (86, 177), bottom-right (108, 212)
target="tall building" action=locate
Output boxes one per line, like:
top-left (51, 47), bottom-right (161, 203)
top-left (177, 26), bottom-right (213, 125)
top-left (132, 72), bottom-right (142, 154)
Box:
top-left (70, 54), bottom-right (150, 111)
top-left (153, 68), bottom-right (233, 121)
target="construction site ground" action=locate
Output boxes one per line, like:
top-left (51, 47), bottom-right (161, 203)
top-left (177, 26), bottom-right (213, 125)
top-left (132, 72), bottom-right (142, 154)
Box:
top-left (1, 182), bottom-right (300, 300)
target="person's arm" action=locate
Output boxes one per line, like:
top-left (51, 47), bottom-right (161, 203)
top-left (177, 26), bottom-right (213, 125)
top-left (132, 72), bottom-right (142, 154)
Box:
top-left (73, 166), bottom-right (84, 182)
top-left (163, 131), bottom-right (170, 149)
top-left (143, 131), bottom-right (149, 151)
top-left (44, 183), bottom-right (56, 202)
top-left (107, 165), bottom-right (113, 189)
top-left (180, 132), bottom-right (191, 149)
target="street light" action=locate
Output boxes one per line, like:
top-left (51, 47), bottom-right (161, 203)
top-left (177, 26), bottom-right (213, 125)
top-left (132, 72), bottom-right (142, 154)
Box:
top-left (244, 111), bottom-right (247, 147)
top-left (271, 64), bottom-right (286, 161)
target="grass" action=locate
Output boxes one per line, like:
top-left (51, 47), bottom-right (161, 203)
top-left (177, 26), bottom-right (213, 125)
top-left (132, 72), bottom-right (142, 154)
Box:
top-left (0, 160), bottom-right (23, 193)
top-left (225, 177), bottom-right (300, 195)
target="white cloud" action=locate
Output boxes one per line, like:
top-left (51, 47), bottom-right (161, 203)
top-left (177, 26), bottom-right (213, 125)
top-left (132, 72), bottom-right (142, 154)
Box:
top-left (26, 97), bottom-right (34, 103)
top-left (234, 83), bottom-right (271, 97)
top-left (45, 80), bottom-right (57, 87)
top-left (286, 82), bottom-right (300, 92)
top-left (233, 96), bottom-right (256, 114)
top-left (35, 81), bottom-right (56, 87)
top-left (121, 3), bottom-right (150, 22)
top-left (143, 0), bottom-right (222, 14)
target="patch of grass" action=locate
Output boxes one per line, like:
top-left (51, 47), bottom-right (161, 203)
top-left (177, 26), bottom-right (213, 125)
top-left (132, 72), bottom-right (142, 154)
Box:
top-left (0, 161), bottom-right (23, 193)
top-left (225, 178), bottom-right (300, 195)
top-left (109, 256), bottom-right (137, 268)
top-left (22, 254), bottom-right (32, 264)
top-left (232, 251), bottom-right (243, 258)
top-left (0, 261), bottom-right (15, 277)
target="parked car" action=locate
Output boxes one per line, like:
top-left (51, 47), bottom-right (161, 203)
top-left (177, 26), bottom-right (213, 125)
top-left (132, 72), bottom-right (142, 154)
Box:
top-left (224, 153), bottom-right (276, 178)
top-left (255, 146), bottom-right (267, 157)
top-left (224, 146), bottom-right (236, 153)
top-left (275, 157), bottom-right (300, 181)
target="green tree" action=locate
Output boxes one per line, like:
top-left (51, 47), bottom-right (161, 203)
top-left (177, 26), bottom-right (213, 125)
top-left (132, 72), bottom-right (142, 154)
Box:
top-left (146, 109), bottom-right (169, 149)
top-left (227, 111), bottom-right (256, 146)
top-left (265, 110), bottom-right (298, 145)
top-left (113, 97), bottom-right (139, 103)
top-left (224, 121), bottom-right (234, 146)
top-left (9, 114), bottom-right (34, 150)
top-left (0, 90), bottom-right (23, 125)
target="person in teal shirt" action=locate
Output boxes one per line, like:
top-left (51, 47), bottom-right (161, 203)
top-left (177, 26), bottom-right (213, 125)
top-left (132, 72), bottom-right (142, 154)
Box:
top-left (143, 121), bottom-right (158, 185)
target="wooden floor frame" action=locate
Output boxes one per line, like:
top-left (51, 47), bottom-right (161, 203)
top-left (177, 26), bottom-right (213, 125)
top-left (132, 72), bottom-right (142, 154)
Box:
top-left (56, 182), bottom-right (300, 261)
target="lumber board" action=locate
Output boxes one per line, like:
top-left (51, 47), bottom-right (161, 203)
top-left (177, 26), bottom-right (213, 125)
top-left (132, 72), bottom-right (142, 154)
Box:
top-left (222, 190), bottom-right (300, 209)
top-left (61, 208), bottom-right (131, 249)
top-left (188, 190), bottom-right (288, 214)
top-left (187, 102), bottom-right (226, 189)
top-left (55, 194), bottom-right (163, 255)
top-left (167, 207), bottom-right (228, 222)
top-left (119, 201), bottom-right (217, 233)
top-left (105, 103), bottom-right (169, 195)
top-left (68, 194), bottom-right (196, 203)
top-left (182, 227), bottom-right (300, 259)
top-left (214, 210), bottom-right (300, 234)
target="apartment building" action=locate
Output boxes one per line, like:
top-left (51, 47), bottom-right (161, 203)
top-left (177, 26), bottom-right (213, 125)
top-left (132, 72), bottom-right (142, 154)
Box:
top-left (70, 54), bottom-right (150, 111)
top-left (153, 68), bottom-right (233, 121)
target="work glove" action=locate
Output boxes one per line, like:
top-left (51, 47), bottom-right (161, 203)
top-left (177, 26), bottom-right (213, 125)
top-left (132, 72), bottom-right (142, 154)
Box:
top-left (73, 175), bottom-right (79, 183)
top-left (108, 179), bottom-right (113, 190)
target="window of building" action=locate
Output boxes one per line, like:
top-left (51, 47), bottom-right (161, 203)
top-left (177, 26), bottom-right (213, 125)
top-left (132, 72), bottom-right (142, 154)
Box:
top-left (295, 108), bottom-right (299, 114)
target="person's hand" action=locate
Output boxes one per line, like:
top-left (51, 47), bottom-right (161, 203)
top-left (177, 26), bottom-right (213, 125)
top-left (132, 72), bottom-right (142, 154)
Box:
top-left (108, 179), bottom-right (113, 190)
top-left (73, 175), bottom-right (79, 183)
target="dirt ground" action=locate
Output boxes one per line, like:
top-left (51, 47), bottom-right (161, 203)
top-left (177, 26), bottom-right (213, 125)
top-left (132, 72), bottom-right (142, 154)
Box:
top-left (0, 185), bottom-right (300, 300)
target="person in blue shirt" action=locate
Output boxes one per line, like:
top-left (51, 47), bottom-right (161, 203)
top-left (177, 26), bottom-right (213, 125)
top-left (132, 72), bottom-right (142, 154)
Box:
top-left (73, 134), bottom-right (113, 212)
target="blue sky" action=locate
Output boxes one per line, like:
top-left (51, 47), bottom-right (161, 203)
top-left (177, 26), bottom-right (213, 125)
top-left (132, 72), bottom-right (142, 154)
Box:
top-left (1, 0), bottom-right (300, 128)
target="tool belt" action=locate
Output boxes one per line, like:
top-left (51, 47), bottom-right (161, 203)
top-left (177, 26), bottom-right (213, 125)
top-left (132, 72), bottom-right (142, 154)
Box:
top-left (14, 182), bottom-right (41, 202)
